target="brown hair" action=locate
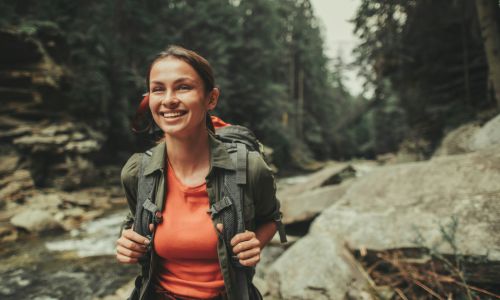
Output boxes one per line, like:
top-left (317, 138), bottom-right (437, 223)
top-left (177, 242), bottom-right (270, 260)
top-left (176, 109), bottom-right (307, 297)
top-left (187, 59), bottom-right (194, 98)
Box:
top-left (146, 45), bottom-right (215, 93)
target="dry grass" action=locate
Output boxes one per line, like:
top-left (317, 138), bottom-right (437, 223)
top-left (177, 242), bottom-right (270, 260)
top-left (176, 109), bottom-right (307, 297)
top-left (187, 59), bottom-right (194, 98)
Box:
top-left (353, 248), bottom-right (500, 300)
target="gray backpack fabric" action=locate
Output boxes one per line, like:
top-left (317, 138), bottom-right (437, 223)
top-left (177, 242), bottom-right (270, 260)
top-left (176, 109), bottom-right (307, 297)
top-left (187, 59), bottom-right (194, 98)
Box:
top-left (130, 125), bottom-right (286, 300)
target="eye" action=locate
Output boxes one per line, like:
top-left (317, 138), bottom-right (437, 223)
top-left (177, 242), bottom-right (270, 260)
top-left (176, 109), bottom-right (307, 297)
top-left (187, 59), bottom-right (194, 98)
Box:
top-left (178, 84), bottom-right (192, 91)
top-left (151, 86), bottom-right (164, 93)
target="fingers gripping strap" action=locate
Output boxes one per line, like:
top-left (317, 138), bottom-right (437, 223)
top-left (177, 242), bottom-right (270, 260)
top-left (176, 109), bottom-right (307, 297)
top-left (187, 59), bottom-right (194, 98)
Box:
top-left (236, 143), bottom-right (247, 185)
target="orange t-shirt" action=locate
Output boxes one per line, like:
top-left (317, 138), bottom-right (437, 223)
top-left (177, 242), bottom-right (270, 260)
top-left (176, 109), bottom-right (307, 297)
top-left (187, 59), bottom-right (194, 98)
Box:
top-left (153, 162), bottom-right (224, 298)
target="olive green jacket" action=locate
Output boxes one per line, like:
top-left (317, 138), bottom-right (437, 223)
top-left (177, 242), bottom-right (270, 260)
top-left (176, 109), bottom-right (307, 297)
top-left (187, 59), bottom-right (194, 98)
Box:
top-left (120, 133), bottom-right (282, 300)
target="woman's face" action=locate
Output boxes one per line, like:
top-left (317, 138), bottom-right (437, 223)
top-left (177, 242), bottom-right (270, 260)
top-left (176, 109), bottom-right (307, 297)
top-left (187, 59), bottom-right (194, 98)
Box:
top-left (148, 57), bottom-right (218, 138)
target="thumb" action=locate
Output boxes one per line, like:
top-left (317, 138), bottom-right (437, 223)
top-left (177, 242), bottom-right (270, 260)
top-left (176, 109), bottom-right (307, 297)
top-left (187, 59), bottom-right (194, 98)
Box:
top-left (149, 223), bottom-right (154, 232)
top-left (216, 223), bottom-right (223, 233)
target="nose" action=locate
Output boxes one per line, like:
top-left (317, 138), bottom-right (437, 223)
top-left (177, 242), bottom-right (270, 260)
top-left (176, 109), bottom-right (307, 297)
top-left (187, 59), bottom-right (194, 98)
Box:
top-left (161, 90), bottom-right (180, 108)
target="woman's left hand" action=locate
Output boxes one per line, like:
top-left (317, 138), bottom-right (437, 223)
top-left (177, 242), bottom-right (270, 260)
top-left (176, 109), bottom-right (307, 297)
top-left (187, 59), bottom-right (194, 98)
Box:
top-left (228, 228), bottom-right (262, 267)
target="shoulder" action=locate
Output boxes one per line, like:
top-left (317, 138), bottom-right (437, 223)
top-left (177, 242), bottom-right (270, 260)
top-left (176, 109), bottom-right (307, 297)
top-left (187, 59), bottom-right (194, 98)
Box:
top-left (247, 151), bottom-right (275, 186)
top-left (120, 153), bottom-right (142, 187)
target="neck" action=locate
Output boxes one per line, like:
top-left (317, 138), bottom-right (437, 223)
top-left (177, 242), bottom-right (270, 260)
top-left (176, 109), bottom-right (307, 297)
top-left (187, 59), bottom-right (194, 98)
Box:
top-left (164, 129), bottom-right (211, 183)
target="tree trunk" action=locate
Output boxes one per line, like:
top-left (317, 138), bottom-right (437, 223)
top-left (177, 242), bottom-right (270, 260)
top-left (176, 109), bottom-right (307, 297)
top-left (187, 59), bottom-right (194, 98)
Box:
top-left (475, 0), bottom-right (500, 109)
top-left (289, 50), bottom-right (295, 134)
top-left (296, 68), bottom-right (304, 140)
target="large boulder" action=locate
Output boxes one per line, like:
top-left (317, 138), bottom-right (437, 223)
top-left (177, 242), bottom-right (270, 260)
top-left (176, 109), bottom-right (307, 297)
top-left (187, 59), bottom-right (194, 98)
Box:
top-left (433, 123), bottom-right (480, 156)
top-left (10, 209), bottom-right (62, 233)
top-left (268, 147), bottom-right (500, 299)
top-left (312, 147), bottom-right (500, 258)
top-left (434, 114), bottom-right (500, 156)
top-left (267, 234), bottom-right (369, 299)
top-left (470, 113), bottom-right (500, 151)
top-left (280, 180), bottom-right (353, 225)
top-left (278, 163), bottom-right (357, 225)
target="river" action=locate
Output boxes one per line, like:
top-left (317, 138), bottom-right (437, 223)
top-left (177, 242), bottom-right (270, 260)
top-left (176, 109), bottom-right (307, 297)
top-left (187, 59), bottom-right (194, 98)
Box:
top-left (0, 209), bottom-right (138, 300)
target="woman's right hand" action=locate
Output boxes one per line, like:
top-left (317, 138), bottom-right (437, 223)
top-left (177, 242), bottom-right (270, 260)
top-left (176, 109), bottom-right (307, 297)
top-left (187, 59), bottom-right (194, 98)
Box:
top-left (116, 227), bottom-right (151, 264)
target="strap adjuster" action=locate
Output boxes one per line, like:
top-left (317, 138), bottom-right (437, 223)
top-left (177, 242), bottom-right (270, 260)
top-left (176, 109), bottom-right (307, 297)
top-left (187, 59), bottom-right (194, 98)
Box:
top-left (154, 211), bottom-right (163, 224)
top-left (207, 196), bottom-right (233, 218)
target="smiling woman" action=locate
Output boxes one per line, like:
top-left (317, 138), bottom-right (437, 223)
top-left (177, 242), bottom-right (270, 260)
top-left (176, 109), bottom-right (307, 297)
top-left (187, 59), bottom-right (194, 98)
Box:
top-left (148, 57), bottom-right (219, 141)
top-left (116, 45), bottom-right (284, 300)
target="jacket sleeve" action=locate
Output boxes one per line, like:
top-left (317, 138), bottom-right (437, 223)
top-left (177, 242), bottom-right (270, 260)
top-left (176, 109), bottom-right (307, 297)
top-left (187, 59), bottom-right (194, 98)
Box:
top-left (120, 153), bottom-right (141, 231)
top-left (248, 152), bottom-right (286, 241)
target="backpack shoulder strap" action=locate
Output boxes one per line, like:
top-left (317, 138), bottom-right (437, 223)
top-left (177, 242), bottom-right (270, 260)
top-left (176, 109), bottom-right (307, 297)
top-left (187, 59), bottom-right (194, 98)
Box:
top-left (205, 142), bottom-right (251, 299)
top-left (134, 150), bottom-right (162, 238)
top-left (235, 143), bottom-right (247, 185)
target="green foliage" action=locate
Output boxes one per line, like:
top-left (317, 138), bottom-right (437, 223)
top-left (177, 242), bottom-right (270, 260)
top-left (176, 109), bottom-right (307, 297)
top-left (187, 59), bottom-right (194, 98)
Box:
top-left (0, 0), bottom-right (357, 169)
top-left (353, 0), bottom-right (496, 156)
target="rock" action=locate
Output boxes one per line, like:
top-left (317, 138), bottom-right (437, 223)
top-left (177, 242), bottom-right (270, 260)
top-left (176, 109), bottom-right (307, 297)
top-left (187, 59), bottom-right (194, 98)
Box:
top-left (278, 162), bottom-right (376, 226)
top-left (93, 279), bottom-right (135, 300)
top-left (0, 182), bottom-right (24, 202)
top-left (60, 192), bottom-right (93, 207)
top-left (269, 148), bottom-right (500, 298)
top-left (0, 225), bottom-right (19, 242)
top-left (14, 134), bottom-right (71, 150)
top-left (0, 169), bottom-right (34, 203)
top-left (64, 140), bottom-right (100, 154)
top-left (281, 180), bottom-right (353, 225)
top-left (25, 193), bottom-right (63, 209)
top-left (312, 147), bottom-right (500, 259)
top-left (433, 123), bottom-right (480, 156)
top-left (49, 157), bottom-right (99, 190)
top-left (40, 123), bottom-right (76, 136)
top-left (0, 169), bottom-right (32, 187)
top-left (10, 209), bottom-right (62, 233)
top-left (0, 126), bottom-right (32, 140)
top-left (256, 243), bottom-right (287, 279)
top-left (434, 114), bottom-right (500, 157)
top-left (58, 207), bottom-right (87, 230)
top-left (277, 163), bottom-right (355, 202)
top-left (0, 154), bottom-right (20, 175)
top-left (470, 114), bottom-right (500, 151)
top-left (253, 276), bottom-right (269, 296)
top-left (266, 234), bottom-right (367, 299)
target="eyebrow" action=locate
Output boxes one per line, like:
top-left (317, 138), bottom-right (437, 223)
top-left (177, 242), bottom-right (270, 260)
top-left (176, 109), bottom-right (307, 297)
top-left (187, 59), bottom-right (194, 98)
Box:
top-left (150, 77), bottom-right (196, 86)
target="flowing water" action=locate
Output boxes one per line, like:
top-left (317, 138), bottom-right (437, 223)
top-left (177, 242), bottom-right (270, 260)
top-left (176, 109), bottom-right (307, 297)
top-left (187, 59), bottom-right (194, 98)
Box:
top-left (0, 209), bottom-right (139, 300)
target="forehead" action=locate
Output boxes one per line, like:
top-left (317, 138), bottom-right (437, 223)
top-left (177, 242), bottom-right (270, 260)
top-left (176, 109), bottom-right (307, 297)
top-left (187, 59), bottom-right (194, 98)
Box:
top-left (149, 57), bottom-right (201, 82)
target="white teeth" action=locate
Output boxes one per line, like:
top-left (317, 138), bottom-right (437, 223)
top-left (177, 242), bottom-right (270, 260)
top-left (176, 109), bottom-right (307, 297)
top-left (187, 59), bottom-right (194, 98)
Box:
top-left (161, 112), bottom-right (185, 118)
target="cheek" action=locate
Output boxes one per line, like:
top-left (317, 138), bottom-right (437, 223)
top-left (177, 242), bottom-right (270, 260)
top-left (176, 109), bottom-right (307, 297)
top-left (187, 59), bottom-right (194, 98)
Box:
top-left (149, 97), bottom-right (160, 111)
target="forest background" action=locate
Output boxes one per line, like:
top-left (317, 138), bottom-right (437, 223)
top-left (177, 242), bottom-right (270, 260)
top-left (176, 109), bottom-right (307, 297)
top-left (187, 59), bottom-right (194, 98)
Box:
top-left (1, 0), bottom-right (499, 172)
top-left (1, 0), bottom-right (500, 298)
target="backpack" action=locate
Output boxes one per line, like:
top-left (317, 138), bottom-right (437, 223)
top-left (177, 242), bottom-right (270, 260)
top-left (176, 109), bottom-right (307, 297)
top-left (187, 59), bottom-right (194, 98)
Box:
top-left (130, 124), bottom-right (286, 300)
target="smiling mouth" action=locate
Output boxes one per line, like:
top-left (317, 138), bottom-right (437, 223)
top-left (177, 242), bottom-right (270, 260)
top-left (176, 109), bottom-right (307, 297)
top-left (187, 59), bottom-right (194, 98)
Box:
top-left (160, 111), bottom-right (187, 119)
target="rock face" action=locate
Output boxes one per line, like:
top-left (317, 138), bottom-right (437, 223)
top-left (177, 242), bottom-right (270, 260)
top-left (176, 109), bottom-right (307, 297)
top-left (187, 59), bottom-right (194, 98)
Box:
top-left (0, 28), bottom-right (105, 191)
top-left (267, 147), bottom-right (500, 299)
top-left (11, 121), bottom-right (104, 189)
top-left (0, 170), bottom-right (35, 206)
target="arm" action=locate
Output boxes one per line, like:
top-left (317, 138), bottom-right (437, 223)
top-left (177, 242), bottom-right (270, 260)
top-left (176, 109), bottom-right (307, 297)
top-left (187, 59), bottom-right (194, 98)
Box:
top-left (228, 151), bottom-right (284, 267)
top-left (229, 221), bottom-right (277, 267)
top-left (116, 153), bottom-right (151, 264)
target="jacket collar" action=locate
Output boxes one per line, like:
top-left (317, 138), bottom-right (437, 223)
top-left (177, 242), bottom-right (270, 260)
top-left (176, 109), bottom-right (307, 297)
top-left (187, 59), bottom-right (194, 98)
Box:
top-left (143, 132), bottom-right (235, 176)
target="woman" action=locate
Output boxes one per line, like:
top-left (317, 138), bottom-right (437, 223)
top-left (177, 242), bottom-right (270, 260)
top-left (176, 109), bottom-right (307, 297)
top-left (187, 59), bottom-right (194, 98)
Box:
top-left (116, 46), bottom-right (283, 300)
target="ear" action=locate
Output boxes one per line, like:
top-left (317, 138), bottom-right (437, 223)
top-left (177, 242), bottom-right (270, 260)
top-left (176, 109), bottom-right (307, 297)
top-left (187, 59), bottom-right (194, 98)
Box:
top-left (207, 88), bottom-right (219, 110)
